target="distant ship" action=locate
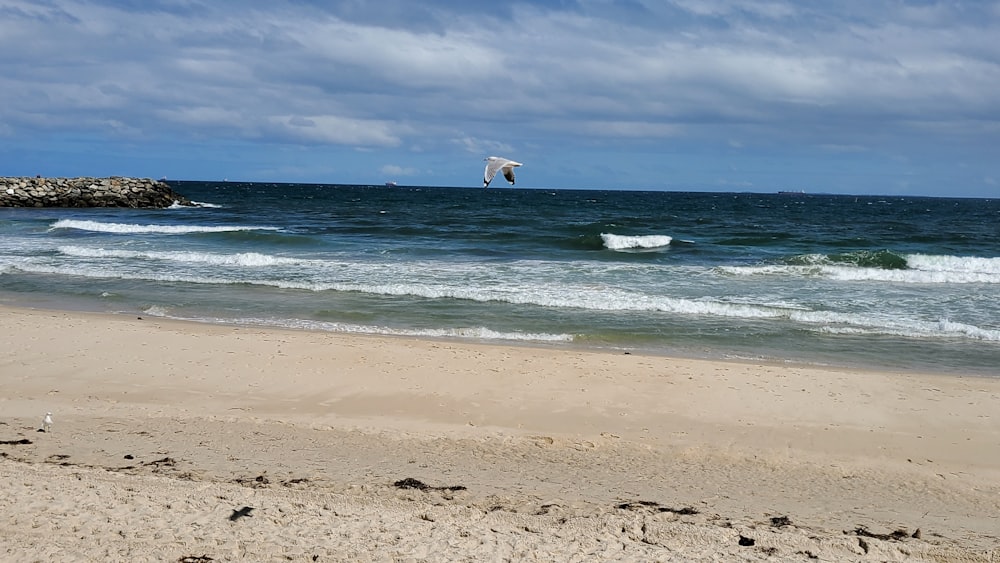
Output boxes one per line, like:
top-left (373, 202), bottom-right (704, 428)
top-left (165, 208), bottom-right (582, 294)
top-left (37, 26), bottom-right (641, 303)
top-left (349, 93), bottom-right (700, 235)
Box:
top-left (385, 181), bottom-right (398, 187)
top-left (777, 190), bottom-right (805, 195)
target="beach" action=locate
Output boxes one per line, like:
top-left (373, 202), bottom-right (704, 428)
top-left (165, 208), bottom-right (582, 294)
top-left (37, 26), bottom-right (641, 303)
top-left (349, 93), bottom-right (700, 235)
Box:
top-left (1, 304), bottom-right (999, 561)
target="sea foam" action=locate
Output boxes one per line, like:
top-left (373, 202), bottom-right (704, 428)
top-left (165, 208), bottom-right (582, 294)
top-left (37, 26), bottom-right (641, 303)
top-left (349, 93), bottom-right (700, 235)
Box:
top-left (601, 233), bottom-right (673, 250)
top-left (58, 246), bottom-right (305, 267)
top-left (138, 311), bottom-right (574, 343)
top-left (50, 219), bottom-right (278, 234)
top-left (720, 252), bottom-right (1000, 284)
top-left (906, 254), bottom-right (1000, 274)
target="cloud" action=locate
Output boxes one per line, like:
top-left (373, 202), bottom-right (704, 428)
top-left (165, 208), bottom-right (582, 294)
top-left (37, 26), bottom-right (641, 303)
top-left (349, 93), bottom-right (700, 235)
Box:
top-left (454, 136), bottom-right (515, 156)
top-left (158, 106), bottom-right (245, 129)
top-left (5, 1), bottom-right (998, 137)
top-left (667, 0), bottom-right (796, 20)
top-left (540, 119), bottom-right (683, 139)
top-left (267, 115), bottom-right (403, 146)
top-left (0, 0), bottom-right (997, 194)
top-left (381, 164), bottom-right (419, 177)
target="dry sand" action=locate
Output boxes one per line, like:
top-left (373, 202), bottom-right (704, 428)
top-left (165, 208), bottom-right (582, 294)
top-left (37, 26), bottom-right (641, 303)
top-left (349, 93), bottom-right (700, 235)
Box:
top-left (1, 304), bottom-right (998, 561)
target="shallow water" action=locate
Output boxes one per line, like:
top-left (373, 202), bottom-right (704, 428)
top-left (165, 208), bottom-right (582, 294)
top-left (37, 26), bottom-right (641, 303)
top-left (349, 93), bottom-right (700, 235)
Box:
top-left (2, 182), bottom-right (998, 375)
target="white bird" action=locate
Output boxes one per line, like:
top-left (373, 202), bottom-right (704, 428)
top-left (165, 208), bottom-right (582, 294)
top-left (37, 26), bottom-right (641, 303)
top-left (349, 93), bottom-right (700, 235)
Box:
top-left (41, 412), bottom-right (53, 433)
top-left (483, 156), bottom-right (522, 188)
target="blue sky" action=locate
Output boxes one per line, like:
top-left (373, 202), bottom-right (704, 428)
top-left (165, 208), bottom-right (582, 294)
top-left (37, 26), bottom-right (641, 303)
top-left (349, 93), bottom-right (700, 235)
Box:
top-left (1, 0), bottom-right (998, 196)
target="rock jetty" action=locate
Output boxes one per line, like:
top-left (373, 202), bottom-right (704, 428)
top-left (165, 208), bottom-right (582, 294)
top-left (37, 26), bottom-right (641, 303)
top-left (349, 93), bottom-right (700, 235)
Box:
top-left (0, 176), bottom-right (192, 208)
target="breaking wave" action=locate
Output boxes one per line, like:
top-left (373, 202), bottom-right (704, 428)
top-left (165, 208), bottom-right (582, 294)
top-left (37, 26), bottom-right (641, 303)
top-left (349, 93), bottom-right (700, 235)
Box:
top-left (722, 252), bottom-right (1000, 284)
top-left (601, 233), bottom-right (673, 250)
top-left (50, 219), bottom-right (279, 235)
top-left (10, 259), bottom-right (999, 342)
top-left (58, 246), bottom-right (306, 267)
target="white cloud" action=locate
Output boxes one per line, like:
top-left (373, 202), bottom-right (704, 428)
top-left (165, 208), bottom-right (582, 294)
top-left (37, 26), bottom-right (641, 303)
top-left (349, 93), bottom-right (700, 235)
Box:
top-left (267, 115), bottom-right (402, 147)
top-left (293, 18), bottom-right (502, 89)
top-left (667, 0), bottom-right (796, 19)
top-left (5, 1), bottom-right (997, 142)
top-left (381, 164), bottom-right (418, 177)
top-left (540, 119), bottom-right (683, 139)
top-left (0, 0), bottom-right (998, 195)
top-left (158, 106), bottom-right (245, 128)
top-left (454, 137), bottom-right (515, 156)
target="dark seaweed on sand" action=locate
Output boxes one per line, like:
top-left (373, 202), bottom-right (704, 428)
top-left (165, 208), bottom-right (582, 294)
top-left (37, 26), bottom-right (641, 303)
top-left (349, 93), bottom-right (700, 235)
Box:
top-left (393, 478), bottom-right (467, 492)
top-left (616, 500), bottom-right (699, 515)
top-left (770, 515), bottom-right (793, 527)
top-left (847, 527), bottom-right (916, 541)
top-left (229, 506), bottom-right (255, 522)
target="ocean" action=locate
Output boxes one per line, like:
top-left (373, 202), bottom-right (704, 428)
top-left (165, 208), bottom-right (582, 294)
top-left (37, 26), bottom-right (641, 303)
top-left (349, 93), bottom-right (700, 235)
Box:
top-left (2, 181), bottom-right (998, 376)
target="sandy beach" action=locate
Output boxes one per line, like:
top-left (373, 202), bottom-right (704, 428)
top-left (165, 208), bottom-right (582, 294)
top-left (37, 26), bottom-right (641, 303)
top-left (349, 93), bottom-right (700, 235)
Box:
top-left (1, 304), bottom-right (998, 561)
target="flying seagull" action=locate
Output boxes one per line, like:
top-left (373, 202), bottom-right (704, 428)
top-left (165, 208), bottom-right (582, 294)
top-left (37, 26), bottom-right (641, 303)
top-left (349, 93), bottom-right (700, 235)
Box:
top-left (483, 156), bottom-right (522, 188)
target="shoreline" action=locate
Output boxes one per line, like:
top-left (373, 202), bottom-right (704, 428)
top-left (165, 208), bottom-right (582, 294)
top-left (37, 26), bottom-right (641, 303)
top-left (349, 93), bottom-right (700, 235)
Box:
top-left (5, 292), bottom-right (993, 379)
top-left (2, 303), bottom-right (1000, 560)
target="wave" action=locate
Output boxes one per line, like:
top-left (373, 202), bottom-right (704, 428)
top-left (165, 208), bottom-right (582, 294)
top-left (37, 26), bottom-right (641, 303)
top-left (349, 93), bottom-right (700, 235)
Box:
top-left (139, 309), bottom-right (574, 343)
top-left (787, 250), bottom-right (907, 270)
top-left (169, 200), bottom-right (222, 209)
top-left (906, 254), bottom-right (1000, 275)
top-left (601, 233), bottom-right (673, 251)
top-left (50, 219), bottom-right (279, 235)
top-left (8, 248), bottom-right (999, 344)
top-left (722, 252), bottom-right (1000, 284)
top-left (812, 317), bottom-right (1000, 342)
top-left (11, 260), bottom-right (998, 342)
top-left (58, 246), bottom-right (306, 267)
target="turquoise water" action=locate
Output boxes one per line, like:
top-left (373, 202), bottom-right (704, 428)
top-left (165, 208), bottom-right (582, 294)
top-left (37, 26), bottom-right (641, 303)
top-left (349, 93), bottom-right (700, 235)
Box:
top-left (2, 182), bottom-right (998, 375)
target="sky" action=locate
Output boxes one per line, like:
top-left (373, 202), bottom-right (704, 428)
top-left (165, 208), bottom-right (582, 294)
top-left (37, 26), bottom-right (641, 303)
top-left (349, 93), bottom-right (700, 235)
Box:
top-left (1, 0), bottom-right (999, 197)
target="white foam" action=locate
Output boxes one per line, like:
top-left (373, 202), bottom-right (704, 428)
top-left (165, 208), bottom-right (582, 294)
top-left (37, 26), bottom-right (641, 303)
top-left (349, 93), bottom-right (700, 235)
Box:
top-left (906, 254), bottom-right (1000, 275)
top-left (720, 257), bottom-right (1000, 284)
top-left (131, 270), bottom-right (1000, 342)
top-left (822, 266), bottom-right (1000, 284)
top-left (58, 246), bottom-right (304, 267)
top-left (815, 317), bottom-right (1000, 342)
top-left (601, 233), bottom-right (673, 250)
top-left (163, 314), bottom-right (573, 343)
top-left (142, 305), bottom-right (171, 317)
top-left (10, 256), bottom-right (998, 343)
top-left (50, 219), bottom-right (278, 235)
top-left (173, 200), bottom-right (223, 208)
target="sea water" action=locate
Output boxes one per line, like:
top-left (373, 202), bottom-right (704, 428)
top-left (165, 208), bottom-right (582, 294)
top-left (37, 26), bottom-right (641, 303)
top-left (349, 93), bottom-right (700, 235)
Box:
top-left (2, 182), bottom-right (998, 375)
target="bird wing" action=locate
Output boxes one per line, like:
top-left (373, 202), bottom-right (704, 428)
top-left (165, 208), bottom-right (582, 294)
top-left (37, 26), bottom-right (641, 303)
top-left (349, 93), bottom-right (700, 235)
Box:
top-left (483, 157), bottom-right (505, 187)
top-left (502, 166), bottom-right (516, 185)
top-left (484, 157), bottom-right (522, 188)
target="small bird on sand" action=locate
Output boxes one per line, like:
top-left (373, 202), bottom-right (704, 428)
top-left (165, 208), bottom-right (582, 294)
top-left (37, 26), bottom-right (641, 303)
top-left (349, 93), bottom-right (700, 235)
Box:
top-left (483, 156), bottom-right (522, 188)
top-left (40, 412), bottom-right (53, 433)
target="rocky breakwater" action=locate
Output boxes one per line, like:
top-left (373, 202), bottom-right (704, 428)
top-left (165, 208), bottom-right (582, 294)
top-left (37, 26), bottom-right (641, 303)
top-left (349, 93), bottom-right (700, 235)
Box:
top-left (0, 176), bottom-right (192, 208)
